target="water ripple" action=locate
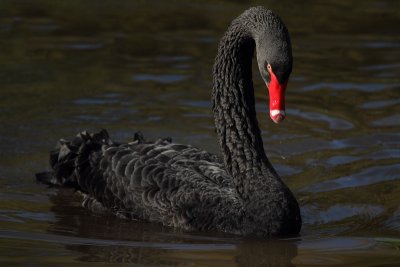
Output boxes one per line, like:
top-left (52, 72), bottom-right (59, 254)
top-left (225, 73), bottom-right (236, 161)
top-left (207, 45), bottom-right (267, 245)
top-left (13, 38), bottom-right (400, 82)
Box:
top-left (0, 230), bottom-right (236, 251)
top-left (302, 204), bottom-right (385, 225)
top-left (300, 164), bottom-right (400, 193)
top-left (362, 42), bottom-right (400, 49)
top-left (291, 108), bottom-right (354, 130)
top-left (73, 98), bottom-right (120, 105)
top-left (359, 99), bottom-right (400, 109)
top-left (361, 63), bottom-right (400, 71)
top-left (372, 114), bottom-right (400, 127)
top-left (64, 43), bottom-right (104, 50)
top-left (302, 82), bottom-right (397, 92)
top-left (132, 74), bottom-right (188, 84)
top-left (325, 155), bottom-right (358, 166)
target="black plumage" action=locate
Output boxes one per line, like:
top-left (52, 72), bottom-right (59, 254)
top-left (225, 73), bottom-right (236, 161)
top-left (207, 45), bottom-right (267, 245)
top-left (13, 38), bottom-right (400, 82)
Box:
top-left (37, 7), bottom-right (301, 236)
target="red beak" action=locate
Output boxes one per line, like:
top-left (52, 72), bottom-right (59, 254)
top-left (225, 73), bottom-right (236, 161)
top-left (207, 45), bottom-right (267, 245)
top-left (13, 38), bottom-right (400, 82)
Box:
top-left (267, 66), bottom-right (288, 123)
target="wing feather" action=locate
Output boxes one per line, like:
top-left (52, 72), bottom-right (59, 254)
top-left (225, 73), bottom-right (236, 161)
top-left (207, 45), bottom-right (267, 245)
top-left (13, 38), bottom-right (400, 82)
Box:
top-left (38, 130), bottom-right (242, 230)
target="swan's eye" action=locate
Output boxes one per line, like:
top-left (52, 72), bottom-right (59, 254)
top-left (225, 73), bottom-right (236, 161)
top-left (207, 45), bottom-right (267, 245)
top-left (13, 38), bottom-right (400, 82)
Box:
top-left (263, 63), bottom-right (272, 80)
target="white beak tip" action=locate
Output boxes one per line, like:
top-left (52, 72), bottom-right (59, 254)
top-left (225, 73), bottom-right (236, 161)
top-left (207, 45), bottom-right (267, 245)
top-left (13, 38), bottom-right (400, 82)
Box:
top-left (270, 110), bottom-right (286, 123)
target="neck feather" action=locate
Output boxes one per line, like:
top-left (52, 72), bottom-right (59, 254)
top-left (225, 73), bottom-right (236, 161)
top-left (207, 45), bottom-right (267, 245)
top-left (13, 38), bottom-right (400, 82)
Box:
top-left (212, 22), bottom-right (278, 196)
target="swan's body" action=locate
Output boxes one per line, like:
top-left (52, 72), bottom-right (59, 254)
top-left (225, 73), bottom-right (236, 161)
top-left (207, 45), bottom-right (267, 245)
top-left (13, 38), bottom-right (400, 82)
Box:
top-left (37, 7), bottom-right (301, 236)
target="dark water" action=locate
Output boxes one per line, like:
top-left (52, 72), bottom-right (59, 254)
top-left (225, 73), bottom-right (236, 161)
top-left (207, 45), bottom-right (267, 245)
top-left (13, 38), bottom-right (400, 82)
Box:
top-left (1, 0), bottom-right (399, 266)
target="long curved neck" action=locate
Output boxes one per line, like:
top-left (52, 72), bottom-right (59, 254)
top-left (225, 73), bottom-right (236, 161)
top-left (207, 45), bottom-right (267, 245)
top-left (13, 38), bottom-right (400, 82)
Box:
top-left (212, 22), bottom-right (278, 197)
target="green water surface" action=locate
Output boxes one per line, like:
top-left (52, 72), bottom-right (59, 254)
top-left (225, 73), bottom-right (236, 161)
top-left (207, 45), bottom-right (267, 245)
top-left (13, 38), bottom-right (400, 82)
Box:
top-left (0, 0), bottom-right (399, 266)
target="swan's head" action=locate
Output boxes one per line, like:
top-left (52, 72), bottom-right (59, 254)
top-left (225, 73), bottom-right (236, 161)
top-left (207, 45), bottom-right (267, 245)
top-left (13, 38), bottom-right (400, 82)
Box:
top-left (255, 18), bottom-right (292, 124)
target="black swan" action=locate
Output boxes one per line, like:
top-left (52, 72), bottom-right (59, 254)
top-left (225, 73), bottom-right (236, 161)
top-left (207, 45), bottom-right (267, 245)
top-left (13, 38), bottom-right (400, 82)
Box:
top-left (37, 6), bottom-right (301, 236)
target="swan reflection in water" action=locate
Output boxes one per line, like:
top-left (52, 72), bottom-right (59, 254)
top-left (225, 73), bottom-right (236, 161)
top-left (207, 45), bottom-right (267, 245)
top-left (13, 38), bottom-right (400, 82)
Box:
top-left (46, 188), bottom-right (298, 266)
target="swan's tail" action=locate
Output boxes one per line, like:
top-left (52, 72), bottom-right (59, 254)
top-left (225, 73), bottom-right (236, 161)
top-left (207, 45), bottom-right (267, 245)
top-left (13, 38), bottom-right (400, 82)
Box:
top-left (35, 130), bottom-right (116, 188)
top-left (36, 129), bottom-right (147, 190)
